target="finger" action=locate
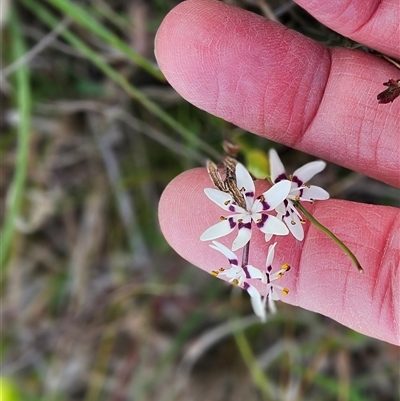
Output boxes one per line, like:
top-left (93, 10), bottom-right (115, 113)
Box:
top-left (294, 0), bottom-right (400, 59)
top-left (159, 169), bottom-right (400, 345)
top-left (155, 0), bottom-right (400, 187)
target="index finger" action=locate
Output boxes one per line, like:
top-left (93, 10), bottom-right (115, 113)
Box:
top-left (155, 0), bottom-right (400, 187)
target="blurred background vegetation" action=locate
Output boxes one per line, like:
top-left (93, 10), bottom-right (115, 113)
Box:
top-left (1, 0), bottom-right (399, 400)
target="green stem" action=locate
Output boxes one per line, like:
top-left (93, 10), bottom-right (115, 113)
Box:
top-left (0, 6), bottom-right (31, 270)
top-left (295, 201), bottom-right (364, 274)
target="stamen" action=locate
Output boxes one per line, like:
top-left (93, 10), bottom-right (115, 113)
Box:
top-left (300, 219), bottom-right (306, 224)
top-left (211, 267), bottom-right (225, 277)
top-left (220, 216), bottom-right (227, 221)
top-left (294, 195), bottom-right (300, 201)
top-left (232, 279), bottom-right (239, 286)
top-left (258, 195), bottom-right (265, 202)
top-left (282, 288), bottom-right (289, 295)
top-left (291, 220), bottom-right (296, 225)
top-left (224, 200), bottom-right (230, 205)
top-left (281, 264), bottom-right (291, 271)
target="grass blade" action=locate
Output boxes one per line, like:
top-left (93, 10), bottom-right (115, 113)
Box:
top-left (44, 0), bottom-right (164, 81)
top-left (0, 6), bottom-right (31, 270)
top-left (20, 0), bottom-right (220, 160)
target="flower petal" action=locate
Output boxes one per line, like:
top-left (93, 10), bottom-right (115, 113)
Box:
top-left (257, 215), bottom-right (289, 236)
top-left (232, 218), bottom-right (253, 251)
top-left (255, 180), bottom-right (291, 211)
top-left (267, 292), bottom-right (278, 313)
top-left (245, 284), bottom-right (266, 322)
top-left (292, 161), bottom-right (326, 186)
top-left (269, 149), bottom-right (287, 183)
top-left (301, 185), bottom-right (330, 201)
top-left (264, 233), bottom-right (273, 242)
top-left (235, 163), bottom-right (255, 210)
top-left (209, 241), bottom-right (239, 265)
top-left (243, 264), bottom-right (264, 280)
top-left (274, 201), bottom-right (287, 215)
top-left (266, 242), bottom-right (277, 269)
top-left (204, 188), bottom-right (246, 213)
top-left (200, 218), bottom-right (236, 241)
top-left (221, 266), bottom-right (242, 281)
top-left (283, 212), bottom-right (304, 241)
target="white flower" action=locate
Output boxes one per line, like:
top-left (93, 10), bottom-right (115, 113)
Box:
top-left (269, 149), bottom-right (330, 241)
top-left (260, 242), bottom-right (290, 315)
top-left (209, 241), bottom-right (266, 321)
top-left (201, 163), bottom-right (291, 251)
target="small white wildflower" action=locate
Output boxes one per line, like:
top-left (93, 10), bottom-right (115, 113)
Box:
top-left (209, 241), bottom-right (291, 322)
top-left (209, 241), bottom-right (266, 321)
top-left (269, 149), bottom-right (330, 241)
top-left (201, 163), bottom-right (291, 251)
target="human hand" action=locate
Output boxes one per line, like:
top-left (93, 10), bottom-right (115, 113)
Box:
top-left (155, 0), bottom-right (400, 345)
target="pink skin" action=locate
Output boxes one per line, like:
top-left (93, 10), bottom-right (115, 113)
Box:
top-left (155, 0), bottom-right (400, 345)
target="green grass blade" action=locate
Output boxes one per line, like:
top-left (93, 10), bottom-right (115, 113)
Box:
top-left (233, 320), bottom-right (273, 399)
top-left (43, 0), bottom-right (164, 81)
top-left (21, 0), bottom-right (219, 160)
top-left (0, 6), bottom-right (31, 270)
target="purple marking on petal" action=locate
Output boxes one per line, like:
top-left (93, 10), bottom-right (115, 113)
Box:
top-left (243, 282), bottom-right (250, 290)
top-left (228, 205), bottom-right (236, 212)
top-left (229, 258), bottom-right (238, 266)
top-left (266, 265), bottom-right (272, 273)
top-left (228, 217), bottom-right (236, 229)
top-left (243, 265), bottom-right (251, 279)
top-left (245, 191), bottom-right (254, 198)
top-left (292, 176), bottom-right (303, 187)
top-left (261, 200), bottom-right (270, 210)
top-left (256, 214), bottom-right (268, 228)
top-left (238, 221), bottom-right (252, 230)
top-left (275, 173), bottom-right (287, 183)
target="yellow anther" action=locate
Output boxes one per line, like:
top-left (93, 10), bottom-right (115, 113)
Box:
top-left (232, 279), bottom-right (239, 286)
top-left (294, 195), bottom-right (300, 201)
top-left (211, 271), bottom-right (219, 277)
top-left (220, 216), bottom-right (227, 221)
top-left (289, 174), bottom-right (293, 181)
top-left (224, 200), bottom-right (230, 205)
top-left (291, 220), bottom-right (296, 225)
top-left (300, 219), bottom-right (306, 224)
top-left (282, 288), bottom-right (289, 295)
top-left (259, 195), bottom-right (265, 202)
top-left (281, 264), bottom-right (291, 271)
top-left (219, 267), bottom-right (225, 272)
top-left (238, 218), bottom-right (243, 223)
top-left (277, 273), bottom-right (283, 279)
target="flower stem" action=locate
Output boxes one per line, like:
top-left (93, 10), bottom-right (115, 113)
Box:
top-left (294, 201), bottom-right (364, 274)
top-left (242, 241), bottom-right (250, 267)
